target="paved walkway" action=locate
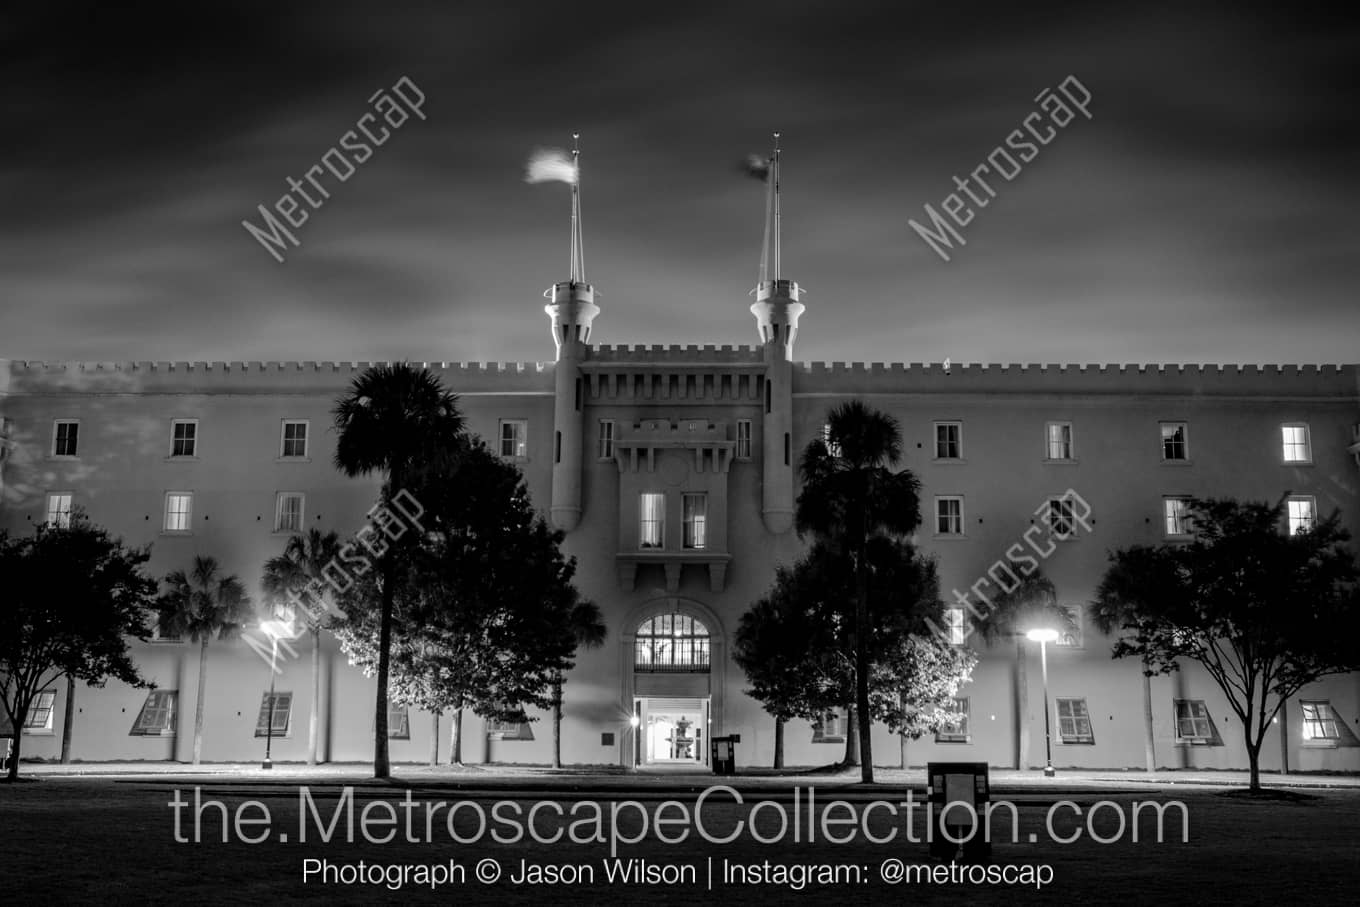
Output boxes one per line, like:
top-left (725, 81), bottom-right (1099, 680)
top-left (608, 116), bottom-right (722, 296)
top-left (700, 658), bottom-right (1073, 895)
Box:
top-left (12, 760), bottom-right (1360, 790)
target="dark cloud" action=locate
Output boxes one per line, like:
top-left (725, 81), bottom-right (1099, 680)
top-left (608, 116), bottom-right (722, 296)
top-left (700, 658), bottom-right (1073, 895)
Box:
top-left (1, 1), bottom-right (1357, 365)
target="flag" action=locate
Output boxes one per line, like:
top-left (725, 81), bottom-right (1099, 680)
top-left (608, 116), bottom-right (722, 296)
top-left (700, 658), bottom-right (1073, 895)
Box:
top-left (741, 153), bottom-right (771, 181)
top-left (525, 148), bottom-right (578, 185)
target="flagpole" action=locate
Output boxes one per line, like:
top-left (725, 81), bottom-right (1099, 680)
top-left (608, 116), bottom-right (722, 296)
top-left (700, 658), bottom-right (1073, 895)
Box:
top-left (570, 134), bottom-right (581, 284)
top-left (772, 132), bottom-right (781, 282)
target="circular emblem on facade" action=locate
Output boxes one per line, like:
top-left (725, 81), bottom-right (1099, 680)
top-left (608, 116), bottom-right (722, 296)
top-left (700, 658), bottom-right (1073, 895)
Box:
top-left (658, 451), bottom-right (689, 486)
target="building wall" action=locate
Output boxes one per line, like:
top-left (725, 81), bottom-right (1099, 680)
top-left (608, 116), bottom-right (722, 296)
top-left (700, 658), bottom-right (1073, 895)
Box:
top-left (2, 355), bottom-right (1358, 771)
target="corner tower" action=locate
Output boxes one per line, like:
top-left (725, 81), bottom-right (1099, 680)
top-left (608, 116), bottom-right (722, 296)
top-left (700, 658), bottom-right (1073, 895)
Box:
top-left (748, 135), bottom-right (802, 534)
top-left (536, 136), bottom-right (597, 532)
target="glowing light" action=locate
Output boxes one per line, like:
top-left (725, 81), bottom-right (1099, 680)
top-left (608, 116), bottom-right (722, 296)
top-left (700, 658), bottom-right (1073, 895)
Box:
top-left (1026, 628), bottom-right (1060, 643)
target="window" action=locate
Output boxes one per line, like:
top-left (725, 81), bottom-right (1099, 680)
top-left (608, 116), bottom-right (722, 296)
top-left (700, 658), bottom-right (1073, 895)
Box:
top-left (934, 421), bottom-right (962, 459)
top-left (1286, 496), bottom-right (1315, 535)
top-left (387, 703), bottom-right (410, 740)
top-left (280, 420), bottom-right (308, 458)
top-left (170, 420), bottom-right (198, 457)
top-left (1045, 497), bottom-right (1078, 537)
top-left (1045, 422), bottom-right (1074, 460)
top-left (1281, 424), bottom-right (1311, 463)
top-left (1057, 698), bottom-right (1094, 743)
top-left (935, 697), bottom-right (970, 743)
top-left (24, 690), bottom-right (56, 733)
top-left (812, 709), bottom-right (847, 743)
top-left (1055, 605), bottom-right (1083, 648)
top-left (822, 423), bottom-right (841, 458)
top-left (1300, 701), bottom-right (1341, 742)
top-left (1160, 422), bottom-right (1188, 461)
top-left (52, 420), bottom-right (79, 457)
top-left (164, 492), bottom-right (193, 533)
top-left (598, 420), bottom-right (615, 459)
top-left (275, 492), bottom-right (304, 532)
top-left (254, 691), bottom-right (293, 737)
top-left (130, 691), bottom-right (177, 736)
top-left (1164, 497), bottom-right (1192, 537)
top-left (639, 493), bottom-right (665, 549)
top-left (486, 708), bottom-right (535, 740)
top-left (499, 420), bottom-right (527, 459)
top-left (935, 496), bottom-right (964, 535)
top-left (634, 613), bottom-right (711, 672)
top-left (736, 420), bottom-right (753, 459)
top-left (45, 492), bottom-right (73, 528)
top-left (682, 493), bottom-right (707, 549)
top-left (1174, 700), bottom-right (1213, 742)
top-left (944, 607), bottom-right (967, 645)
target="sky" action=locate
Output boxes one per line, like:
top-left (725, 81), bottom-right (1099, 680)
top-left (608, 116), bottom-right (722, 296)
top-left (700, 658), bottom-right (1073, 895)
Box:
top-left (1, 0), bottom-right (1357, 366)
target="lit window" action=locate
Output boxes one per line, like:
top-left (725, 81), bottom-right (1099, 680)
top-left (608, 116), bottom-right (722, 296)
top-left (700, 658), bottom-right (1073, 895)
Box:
top-left (170, 420), bottom-right (197, 457)
top-left (822, 423), bottom-right (841, 458)
top-left (164, 492), bottom-right (193, 533)
top-left (45, 493), bottom-right (73, 528)
top-left (24, 690), bottom-right (57, 733)
top-left (935, 496), bottom-right (964, 535)
top-left (1281, 424), bottom-right (1311, 463)
top-left (1055, 605), bottom-right (1083, 648)
top-left (639, 493), bottom-right (665, 549)
top-left (1300, 701), bottom-right (1340, 741)
top-left (254, 691), bottom-right (293, 737)
top-left (944, 607), bottom-right (967, 645)
top-left (682, 493), bottom-right (707, 549)
top-left (1174, 700), bottom-right (1213, 742)
top-left (597, 420), bottom-right (615, 459)
top-left (812, 709), bottom-right (847, 743)
top-left (388, 703), bottom-right (410, 740)
top-left (1164, 497), bottom-right (1192, 536)
top-left (1286, 496), bottom-right (1315, 535)
top-left (736, 420), bottom-right (753, 459)
top-left (275, 492), bottom-right (304, 532)
top-left (499, 420), bottom-right (527, 459)
top-left (52, 420), bottom-right (79, 457)
top-left (935, 697), bottom-right (970, 742)
top-left (633, 613), bottom-right (710, 672)
top-left (281, 420), bottom-right (308, 458)
top-left (1057, 698), bottom-right (1094, 743)
top-left (1045, 422), bottom-right (1074, 460)
top-left (934, 422), bottom-right (962, 459)
top-left (130, 691), bottom-right (177, 736)
top-left (1160, 422), bottom-right (1188, 461)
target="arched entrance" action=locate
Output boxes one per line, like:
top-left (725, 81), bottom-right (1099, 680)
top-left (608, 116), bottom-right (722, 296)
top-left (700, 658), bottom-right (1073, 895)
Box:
top-left (620, 597), bottom-right (726, 768)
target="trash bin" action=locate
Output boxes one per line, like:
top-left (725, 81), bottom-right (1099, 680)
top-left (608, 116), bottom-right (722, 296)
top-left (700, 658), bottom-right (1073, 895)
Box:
top-left (711, 734), bottom-right (740, 775)
top-left (927, 761), bottom-right (991, 862)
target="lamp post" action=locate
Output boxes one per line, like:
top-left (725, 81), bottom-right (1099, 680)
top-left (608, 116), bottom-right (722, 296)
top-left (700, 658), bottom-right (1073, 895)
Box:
top-left (1026, 627), bottom-right (1060, 778)
top-left (260, 619), bottom-right (285, 771)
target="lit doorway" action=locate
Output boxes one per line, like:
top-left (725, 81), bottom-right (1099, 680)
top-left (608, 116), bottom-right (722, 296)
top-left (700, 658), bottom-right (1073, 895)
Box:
top-left (635, 698), bottom-right (709, 766)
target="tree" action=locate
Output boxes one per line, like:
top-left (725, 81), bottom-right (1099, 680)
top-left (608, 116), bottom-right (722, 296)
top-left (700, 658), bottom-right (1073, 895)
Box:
top-left (552, 598), bottom-right (606, 769)
top-left (971, 569), bottom-right (1075, 770)
top-left (1093, 497), bottom-right (1360, 791)
top-left (796, 400), bottom-right (923, 782)
top-left (0, 518), bottom-right (159, 780)
top-left (158, 556), bottom-right (253, 766)
top-left (332, 439), bottom-right (588, 768)
top-left (261, 529), bottom-right (343, 765)
top-left (735, 537), bottom-right (972, 771)
top-left (332, 362), bottom-right (465, 779)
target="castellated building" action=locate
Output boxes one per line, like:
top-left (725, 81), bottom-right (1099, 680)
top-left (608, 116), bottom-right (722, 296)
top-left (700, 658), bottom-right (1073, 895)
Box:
top-left (2, 275), bottom-right (1359, 772)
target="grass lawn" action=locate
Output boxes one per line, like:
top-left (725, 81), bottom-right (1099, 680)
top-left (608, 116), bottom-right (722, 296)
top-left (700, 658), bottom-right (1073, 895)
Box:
top-left (3, 775), bottom-right (1357, 904)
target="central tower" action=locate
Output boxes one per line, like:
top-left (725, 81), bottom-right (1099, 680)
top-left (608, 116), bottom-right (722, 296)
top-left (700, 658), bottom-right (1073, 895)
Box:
top-left (748, 135), bottom-right (802, 534)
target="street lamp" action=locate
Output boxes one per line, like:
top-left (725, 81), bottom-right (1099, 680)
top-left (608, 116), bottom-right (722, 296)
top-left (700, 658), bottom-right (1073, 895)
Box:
top-left (1026, 627), bottom-right (1060, 778)
top-left (259, 618), bottom-right (288, 770)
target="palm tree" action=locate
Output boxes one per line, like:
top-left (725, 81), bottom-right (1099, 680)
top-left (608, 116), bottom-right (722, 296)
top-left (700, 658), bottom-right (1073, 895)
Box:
top-left (973, 568), bottom-right (1074, 770)
top-left (158, 556), bottom-right (253, 765)
top-left (795, 400), bottom-right (922, 783)
top-left (261, 529), bottom-right (343, 765)
top-left (333, 363), bottom-right (464, 779)
top-left (552, 599), bottom-right (606, 769)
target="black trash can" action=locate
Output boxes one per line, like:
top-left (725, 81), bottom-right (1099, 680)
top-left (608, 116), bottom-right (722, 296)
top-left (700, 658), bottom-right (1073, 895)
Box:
top-left (711, 734), bottom-right (740, 775)
top-left (926, 761), bottom-right (991, 862)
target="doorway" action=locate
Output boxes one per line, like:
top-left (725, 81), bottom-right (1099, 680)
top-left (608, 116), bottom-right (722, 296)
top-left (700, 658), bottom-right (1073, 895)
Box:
top-left (635, 697), bottom-right (709, 766)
